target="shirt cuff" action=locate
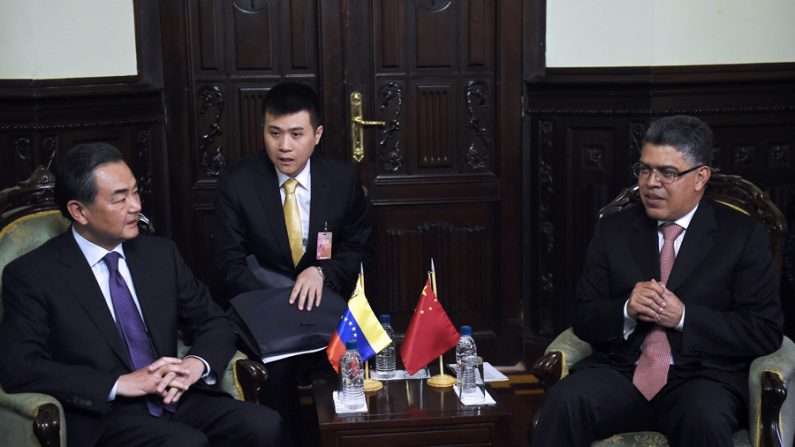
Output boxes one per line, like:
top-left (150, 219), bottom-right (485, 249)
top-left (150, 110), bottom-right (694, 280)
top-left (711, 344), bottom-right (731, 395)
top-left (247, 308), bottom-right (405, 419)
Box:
top-left (185, 354), bottom-right (216, 385)
top-left (622, 299), bottom-right (637, 340)
top-left (108, 381), bottom-right (118, 401)
top-left (675, 306), bottom-right (686, 331)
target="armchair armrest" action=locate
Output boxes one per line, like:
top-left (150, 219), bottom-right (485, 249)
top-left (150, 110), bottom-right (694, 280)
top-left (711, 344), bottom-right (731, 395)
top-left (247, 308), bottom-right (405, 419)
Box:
top-left (0, 385), bottom-right (64, 447)
top-left (749, 336), bottom-right (795, 447)
top-left (220, 350), bottom-right (269, 404)
top-left (177, 339), bottom-right (269, 404)
top-left (531, 327), bottom-right (592, 388)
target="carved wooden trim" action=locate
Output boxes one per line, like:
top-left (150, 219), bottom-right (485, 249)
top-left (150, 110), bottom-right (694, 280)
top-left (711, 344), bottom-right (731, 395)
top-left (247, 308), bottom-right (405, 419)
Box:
top-left (233, 0), bottom-right (270, 13)
top-left (14, 136), bottom-right (33, 177)
top-left (537, 119), bottom-right (555, 336)
top-left (378, 81), bottom-right (405, 172)
top-left (136, 129), bottom-right (153, 197)
top-left (198, 85), bottom-right (226, 178)
top-left (1, 118), bottom-right (161, 132)
top-left (417, 0), bottom-right (452, 11)
top-left (464, 80), bottom-right (491, 171)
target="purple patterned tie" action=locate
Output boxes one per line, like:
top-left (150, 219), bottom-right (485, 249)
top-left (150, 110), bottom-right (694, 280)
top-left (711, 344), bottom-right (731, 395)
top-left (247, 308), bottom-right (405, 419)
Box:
top-left (632, 223), bottom-right (685, 400)
top-left (102, 252), bottom-right (163, 417)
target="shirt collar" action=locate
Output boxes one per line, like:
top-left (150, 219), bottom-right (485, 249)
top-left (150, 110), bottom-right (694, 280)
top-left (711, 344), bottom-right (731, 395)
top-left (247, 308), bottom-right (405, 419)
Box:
top-left (658, 203), bottom-right (699, 232)
top-left (276, 159), bottom-right (311, 190)
top-left (71, 226), bottom-right (125, 267)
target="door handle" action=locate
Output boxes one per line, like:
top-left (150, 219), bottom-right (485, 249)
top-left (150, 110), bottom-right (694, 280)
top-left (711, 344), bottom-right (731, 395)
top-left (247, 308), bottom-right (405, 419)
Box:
top-left (350, 91), bottom-right (385, 163)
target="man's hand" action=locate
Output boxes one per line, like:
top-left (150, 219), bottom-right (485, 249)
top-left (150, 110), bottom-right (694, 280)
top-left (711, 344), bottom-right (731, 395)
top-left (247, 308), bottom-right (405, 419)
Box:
top-left (289, 266), bottom-right (324, 310)
top-left (627, 279), bottom-right (683, 328)
top-left (115, 356), bottom-right (204, 405)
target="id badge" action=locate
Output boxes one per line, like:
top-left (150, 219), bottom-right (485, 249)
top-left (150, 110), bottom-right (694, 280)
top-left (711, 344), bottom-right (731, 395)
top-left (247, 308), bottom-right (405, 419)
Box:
top-left (316, 232), bottom-right (332, 260)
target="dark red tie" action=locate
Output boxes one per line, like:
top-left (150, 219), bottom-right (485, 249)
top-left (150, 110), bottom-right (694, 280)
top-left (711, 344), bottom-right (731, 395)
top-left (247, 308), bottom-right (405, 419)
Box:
top-left (632, 223), bottom-right (684, 400)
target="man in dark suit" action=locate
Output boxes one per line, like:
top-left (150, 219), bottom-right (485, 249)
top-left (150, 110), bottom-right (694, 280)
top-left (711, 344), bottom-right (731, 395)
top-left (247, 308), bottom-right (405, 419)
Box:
top-left (531, 116), bottom-right (783, 446)
top-left (213, 82), bottom-right (372, 444)
top-left (0, 143), bottom-right (282, 446)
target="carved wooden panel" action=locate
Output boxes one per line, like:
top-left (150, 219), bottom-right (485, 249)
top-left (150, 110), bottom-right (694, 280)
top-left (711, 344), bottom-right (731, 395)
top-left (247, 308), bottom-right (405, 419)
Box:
top-left (197, 0), bottom-right (221, 70)
top-left (415, 84), bottom-right (455, 168)
top-left (238, 87), bottom-right (269, 158)
top-left (372, 204), bottom-right (496, 340)
top-left (232, 1), bottom-right (274, 70)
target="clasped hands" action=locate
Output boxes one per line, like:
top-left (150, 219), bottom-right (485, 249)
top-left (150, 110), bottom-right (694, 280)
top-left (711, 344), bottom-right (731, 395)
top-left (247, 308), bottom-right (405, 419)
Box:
top-left (116, 356), bottom-right (204, 405)
top-left (627, 279), bottom-right (684, 328)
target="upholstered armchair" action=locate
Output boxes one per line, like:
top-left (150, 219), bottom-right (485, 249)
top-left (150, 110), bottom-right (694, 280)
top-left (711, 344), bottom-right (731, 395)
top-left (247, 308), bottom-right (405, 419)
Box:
top-left (531, 172), bottom-right (795, 447)
top-left (0, 167), bottom-right (269, 447)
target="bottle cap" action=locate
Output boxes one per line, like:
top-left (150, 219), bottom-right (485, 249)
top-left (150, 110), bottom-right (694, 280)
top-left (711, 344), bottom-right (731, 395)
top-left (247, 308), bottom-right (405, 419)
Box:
top-left (460, 325), bottom-right (472, 336)
top-left (379, 314), bottom-right (391, 325)
top-left (345, 339), bottom-right (358, 350)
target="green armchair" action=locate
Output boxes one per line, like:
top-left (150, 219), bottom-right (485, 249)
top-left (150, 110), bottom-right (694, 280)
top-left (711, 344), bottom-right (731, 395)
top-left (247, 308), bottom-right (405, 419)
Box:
top-left (531, 172), bottom-right (794, 447)
top-left (0, 167), bottom-right (269, 447)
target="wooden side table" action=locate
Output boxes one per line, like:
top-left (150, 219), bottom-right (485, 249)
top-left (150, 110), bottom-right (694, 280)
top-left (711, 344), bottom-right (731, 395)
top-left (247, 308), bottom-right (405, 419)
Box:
top-left (314, 375), bottom-right (511, 447)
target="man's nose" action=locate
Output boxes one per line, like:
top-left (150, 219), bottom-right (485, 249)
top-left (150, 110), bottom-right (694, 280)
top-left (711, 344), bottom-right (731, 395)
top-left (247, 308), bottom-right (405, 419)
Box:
top-left (129, 195), bottom-right (142, 212)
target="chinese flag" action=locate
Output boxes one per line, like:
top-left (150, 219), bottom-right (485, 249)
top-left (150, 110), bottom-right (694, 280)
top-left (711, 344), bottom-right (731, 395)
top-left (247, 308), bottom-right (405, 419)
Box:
top-left (400, 275), bottom-right (460, 375)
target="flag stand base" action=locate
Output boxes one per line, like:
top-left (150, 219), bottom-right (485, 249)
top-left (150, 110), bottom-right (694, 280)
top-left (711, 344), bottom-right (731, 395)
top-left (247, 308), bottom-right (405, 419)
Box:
top-left (364, 378), bottom-right (383, 392)
top-left (427, 373), bottom-right (456, 388)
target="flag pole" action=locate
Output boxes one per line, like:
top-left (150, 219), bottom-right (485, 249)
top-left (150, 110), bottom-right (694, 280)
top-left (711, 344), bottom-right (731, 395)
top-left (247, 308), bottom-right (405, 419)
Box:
top-left (359, 263), bottom-right (383, 392)
top-left (426, 258), bottom-right (456, 388)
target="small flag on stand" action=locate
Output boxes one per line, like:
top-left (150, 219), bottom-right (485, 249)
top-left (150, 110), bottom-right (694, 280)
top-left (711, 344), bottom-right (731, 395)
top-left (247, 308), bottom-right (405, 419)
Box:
top-left (326, 273), bottom-right (392, 372)
top-left (400, 274), bottom-right (460, 375)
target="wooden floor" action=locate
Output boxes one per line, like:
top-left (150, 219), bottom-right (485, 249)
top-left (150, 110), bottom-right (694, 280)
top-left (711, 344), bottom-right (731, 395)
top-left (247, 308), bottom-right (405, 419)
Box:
top-left (295, 363), bottom-right (544, 447)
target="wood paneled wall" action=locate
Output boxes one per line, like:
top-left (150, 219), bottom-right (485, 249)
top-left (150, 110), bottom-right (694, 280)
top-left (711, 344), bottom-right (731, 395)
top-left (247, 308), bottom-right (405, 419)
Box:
top-left (522, 66), bottom-right (795, 350)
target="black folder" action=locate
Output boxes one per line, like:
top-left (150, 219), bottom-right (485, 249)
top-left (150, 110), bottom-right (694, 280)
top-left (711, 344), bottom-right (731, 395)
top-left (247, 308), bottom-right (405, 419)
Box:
top-left (229, 285), bottom-right (346, 359)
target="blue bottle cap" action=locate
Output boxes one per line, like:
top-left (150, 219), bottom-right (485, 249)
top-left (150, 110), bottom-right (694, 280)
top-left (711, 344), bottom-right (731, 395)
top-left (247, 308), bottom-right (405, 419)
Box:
top-left (345, 339), bottom-right (358, 350)
top-left (460, 325), bottom-right (472, 336)
top-left (379, 314), bottom-right (391, 324)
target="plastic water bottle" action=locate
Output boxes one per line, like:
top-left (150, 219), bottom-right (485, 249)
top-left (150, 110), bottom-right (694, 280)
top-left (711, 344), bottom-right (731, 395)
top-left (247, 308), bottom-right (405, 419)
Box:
top-left (339, 339), bottom-right (364, 409)
top-left (375, 314), bottom-right (396, 378)
top-left (455, 325), bottom-right (477, 384)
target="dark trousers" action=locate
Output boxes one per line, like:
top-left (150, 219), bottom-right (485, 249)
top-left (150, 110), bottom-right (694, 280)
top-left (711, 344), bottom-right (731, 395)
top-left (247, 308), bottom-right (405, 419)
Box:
top-left (96, 390), bottom-right (282, 447)
top-left (261, 351), bottom-right (332, 447)
top-left (531, 367), bottom-right (743, 447)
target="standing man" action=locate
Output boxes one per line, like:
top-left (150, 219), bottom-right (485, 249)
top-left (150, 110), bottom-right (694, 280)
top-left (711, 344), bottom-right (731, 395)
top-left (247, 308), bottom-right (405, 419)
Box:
top-left (0, 143), bottom-right (282, 447)
top-left (531, 116), bottom-right (782, 446)
top-left (213, 82), bottom-right (373, 444)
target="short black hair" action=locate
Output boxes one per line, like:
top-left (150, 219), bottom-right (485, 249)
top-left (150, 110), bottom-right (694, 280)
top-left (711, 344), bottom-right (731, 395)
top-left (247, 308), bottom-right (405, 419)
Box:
top-left (641, 115), bottom-right (714, 166)
top-left (55, 142), bottom-right (124, 221)
top-left (262, 82), bottom-right (321, 129)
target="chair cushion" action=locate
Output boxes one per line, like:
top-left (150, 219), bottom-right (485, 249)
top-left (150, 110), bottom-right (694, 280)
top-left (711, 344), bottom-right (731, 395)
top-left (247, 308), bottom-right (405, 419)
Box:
top-left (0, 210), bottom-right (70, 317)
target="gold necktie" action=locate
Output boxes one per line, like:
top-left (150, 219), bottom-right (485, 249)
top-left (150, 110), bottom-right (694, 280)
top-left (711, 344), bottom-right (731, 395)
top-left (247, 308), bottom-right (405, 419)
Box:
top-left (283, 178), bottom-right (303, 266)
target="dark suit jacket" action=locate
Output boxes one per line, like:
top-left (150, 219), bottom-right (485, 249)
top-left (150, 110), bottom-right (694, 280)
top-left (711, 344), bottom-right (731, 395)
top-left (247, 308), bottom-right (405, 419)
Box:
top-left (573, 198), bottom-right (783, 401)
top-left (213, 153), bottom-right (373, 302)
top-left (0, 231), bottom-right (236, 446)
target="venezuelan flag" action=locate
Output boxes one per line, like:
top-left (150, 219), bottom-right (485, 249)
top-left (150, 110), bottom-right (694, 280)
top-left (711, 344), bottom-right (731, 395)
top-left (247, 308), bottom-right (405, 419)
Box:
top-left (326, 274), bottom-right (392, 372)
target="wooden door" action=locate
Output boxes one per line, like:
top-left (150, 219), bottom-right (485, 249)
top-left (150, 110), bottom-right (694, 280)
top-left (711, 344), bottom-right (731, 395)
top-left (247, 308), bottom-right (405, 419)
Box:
top-left (161, 0), bottom-right (524, 363)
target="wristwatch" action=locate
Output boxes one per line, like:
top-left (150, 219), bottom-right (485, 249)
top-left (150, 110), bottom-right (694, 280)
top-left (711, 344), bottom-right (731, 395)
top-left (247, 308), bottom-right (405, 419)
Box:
top-left (316, 266), bottom-right (325, 280)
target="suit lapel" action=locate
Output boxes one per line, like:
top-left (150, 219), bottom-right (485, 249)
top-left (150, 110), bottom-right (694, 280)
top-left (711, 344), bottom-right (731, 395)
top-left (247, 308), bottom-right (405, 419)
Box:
top-left (666, 199), bottom-right (716, 291)
top-left (306, 158), bottom-right (330, 267)
top-left (628, 207), bottom-right (660, 282)
top-left (124, 238), bottom-right (170, 358)
top-left (57, 232), bottom-right (131, 368)
top-left (254, 155), bottom-right (294, 268)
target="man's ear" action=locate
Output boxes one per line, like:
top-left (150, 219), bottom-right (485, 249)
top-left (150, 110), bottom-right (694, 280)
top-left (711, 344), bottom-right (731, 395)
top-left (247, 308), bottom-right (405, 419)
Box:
top-left (67, 200), bottom-right (89, 225)
top-left (314, 125), bottom-right (324, 145)
top-left (694, 166), bottom-right (711, 191)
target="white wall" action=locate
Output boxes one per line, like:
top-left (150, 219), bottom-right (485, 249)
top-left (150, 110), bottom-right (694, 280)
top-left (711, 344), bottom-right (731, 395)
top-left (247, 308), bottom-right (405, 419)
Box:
top-left (0, 0), bottom-right (137, 79)
top-left (546, 0), bottom-right (795, 67)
